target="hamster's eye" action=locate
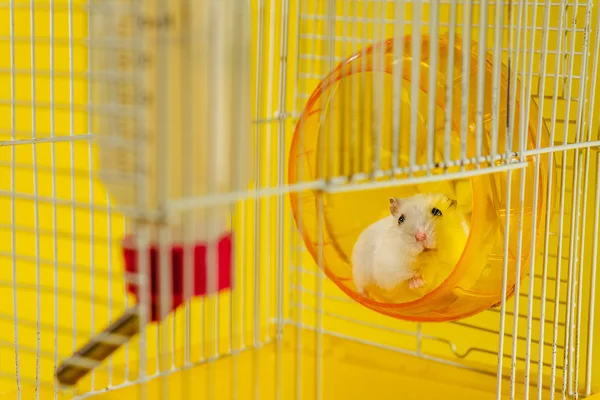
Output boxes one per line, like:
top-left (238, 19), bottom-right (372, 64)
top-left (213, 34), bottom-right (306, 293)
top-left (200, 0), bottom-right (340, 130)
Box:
top-left (398, 214), bottom-right (406, 224)
top-left (431, 207), bottom-right (443, 217)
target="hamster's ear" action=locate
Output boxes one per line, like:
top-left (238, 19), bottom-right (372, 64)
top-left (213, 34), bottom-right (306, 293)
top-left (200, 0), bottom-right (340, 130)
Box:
top-left (389, 198), bottom-right (401, 216)
top-left (447, 198), bottom-right (458, 210)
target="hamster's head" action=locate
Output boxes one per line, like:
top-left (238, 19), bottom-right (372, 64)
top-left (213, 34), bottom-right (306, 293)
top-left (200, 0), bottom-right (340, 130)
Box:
top-left (389, 193), bottom-right (462, 253)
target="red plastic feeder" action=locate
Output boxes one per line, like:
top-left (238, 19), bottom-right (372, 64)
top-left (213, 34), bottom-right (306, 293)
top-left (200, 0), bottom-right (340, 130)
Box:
top-left (122, 232), bottom-right (233, 322)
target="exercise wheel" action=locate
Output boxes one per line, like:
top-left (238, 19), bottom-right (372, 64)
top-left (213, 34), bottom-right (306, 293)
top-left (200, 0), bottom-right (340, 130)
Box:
top-left (288, 34), bottom-right (555, 322)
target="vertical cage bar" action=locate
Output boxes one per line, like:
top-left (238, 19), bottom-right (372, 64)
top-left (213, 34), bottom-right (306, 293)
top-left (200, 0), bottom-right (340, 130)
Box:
top-left (350, 0), bottom-right (359, 177)
top-left (180, 0), bottom-right (194, 390)
top-left (68, 0), bottom-right (78, 363)
top-left (7, 0), bottom-right (22, 395)
top-left (584, 6), bottom-right (600, 394)
top-left (265, 0), bottom-right (276, 346)
top-left (490, 0), bottom-right (506, 162)
top-left (292, 0), bottom-right (301, 118)
top-left (253, 0), bottom-right (265, 359)
top-left (359, 0), bottom-right (367, 175)
top-left (314, 1), bottom-right (334, 397)
top-left (314, 193), bottom-right (324, 400)
top-left (474, 0), bottom-right (488, 165)
top-left (337, 0), bottom-right (348, 177)
top-left (231, 2), bottom-right (251, 399)
top-left (233, 0), bottom-right (250, 371)
top-left (516, 0), bottom-right (530, 161)
top-left (549, 2), bottom-right (568, 397)
top-left (391, 0), bottom-right (405, 174)
top-left (510, 163), bottom-right (527, 400)
top-left (561, 0), bottom-right (582, 396)
top-left (372, 0), bottom-right (383, 177)
top-left (252, 1), bottom-right (266, 398)
top-left (123, 0), bottom-right (135, 383)
top-left (535, 0), bottom-right (554, 385)
top-left (87, 3), bottom-right (97, 388)
top-left (585, 151), bottom-right (600, 396)
top-left (509, 0), bottom-right (526, 397)
top-left (206, 2), bottom-right (231, 399)
top-left (179, 0), bottom-right (193, 392)
top-left (506, 0), bottom-right (523, 158)
top-left (572, 2), bottom-right (595, 397)
top-left (49, 0), bottom-right (59, 396)
top-left (496, 169), bottom-right (514, 400)
top-left (231, 0), bottom-right (250, 396)
top-left (9, 0), bottom-right (20, 395)
top-left (28, 0), bottom-right (42, 396)
top-left (327, 0), bottom-right (336, 181)
top-left (276, 0), bottom-right (290, 399)
top-left (123, 222), bottom-right (130, 382)
top-left (459, 0), bottom-right (472, 171)
top-left (132, 0), bottom-right (150, 396)
top-left (155, 0), bottom-right (172, 396)
top-left (522, 0), bottom-right (543, 396)
top-left (427, 0), bottom-right (440, 175)
top-left (232, 0), bottom-right (251, 370)
top-left (198, 0), bottom-right (209, 367)
top-left (294, 2), bottom-right (308, 398)
top-left (353, 0), bottom-right (362, 175)
top-left (96, 4), bottom-right (116, 382)
top-left (378, 0), bottom-right (386, 177)
top-left (106, 193), bottom-right (114, 387)
top-left (443, 0), bottom-right (458, 170)
top-left (409, 1), bottom-right (423, 175)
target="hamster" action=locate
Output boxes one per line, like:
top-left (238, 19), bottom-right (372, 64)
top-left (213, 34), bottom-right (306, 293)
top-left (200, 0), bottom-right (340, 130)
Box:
top-left (351, 193), bottom-right (467, 298)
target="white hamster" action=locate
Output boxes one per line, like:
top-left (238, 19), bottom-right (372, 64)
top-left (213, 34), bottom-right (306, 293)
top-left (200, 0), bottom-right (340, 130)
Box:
top-left (351, 193), bottom-right (461, 297)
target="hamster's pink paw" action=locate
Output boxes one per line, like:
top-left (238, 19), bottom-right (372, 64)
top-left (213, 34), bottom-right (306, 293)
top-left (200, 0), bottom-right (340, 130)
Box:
top-left (408, 275), bottom-right (426, 290)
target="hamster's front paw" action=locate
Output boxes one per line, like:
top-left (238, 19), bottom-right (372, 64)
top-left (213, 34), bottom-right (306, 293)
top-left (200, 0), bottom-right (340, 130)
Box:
top-left (408, 275), bottom-right (426, 290)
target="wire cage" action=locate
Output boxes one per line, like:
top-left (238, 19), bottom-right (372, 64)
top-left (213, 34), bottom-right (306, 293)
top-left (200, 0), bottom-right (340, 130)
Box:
top-left (0, 0), bottom-right (599, 399)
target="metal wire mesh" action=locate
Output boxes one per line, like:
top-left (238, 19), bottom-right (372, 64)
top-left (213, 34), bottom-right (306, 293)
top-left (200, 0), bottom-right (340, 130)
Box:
top-left (0, 0), bottom-right (599, 399)
top-left (291, 2), bottom-right (599, 400)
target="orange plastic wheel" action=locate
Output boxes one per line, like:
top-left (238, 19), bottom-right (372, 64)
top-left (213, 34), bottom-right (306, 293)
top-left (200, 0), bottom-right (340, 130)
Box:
top-left (288, 34), bottom-right (555, 322)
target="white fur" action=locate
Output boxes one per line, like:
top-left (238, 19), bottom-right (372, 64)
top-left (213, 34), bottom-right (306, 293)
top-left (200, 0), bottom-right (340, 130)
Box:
top-left (351, 194), bottom-right (440, 294)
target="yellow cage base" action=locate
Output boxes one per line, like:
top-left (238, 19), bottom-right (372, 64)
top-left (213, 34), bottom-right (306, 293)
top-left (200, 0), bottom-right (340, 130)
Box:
top-left (5, 327), bottom-right (586, 400)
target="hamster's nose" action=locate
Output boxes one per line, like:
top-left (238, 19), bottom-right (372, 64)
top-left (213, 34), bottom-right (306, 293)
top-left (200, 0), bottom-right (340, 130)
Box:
top-left (415, 231), bottom-right (427, 243)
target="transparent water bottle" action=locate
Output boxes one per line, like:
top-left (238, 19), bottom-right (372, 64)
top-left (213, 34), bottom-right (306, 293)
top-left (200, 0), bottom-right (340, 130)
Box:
top-left (56, 0), bottom-right (251, 386)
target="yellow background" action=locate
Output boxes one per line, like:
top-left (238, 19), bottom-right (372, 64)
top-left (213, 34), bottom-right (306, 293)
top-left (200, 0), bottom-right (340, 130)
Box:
top-left (0, 0), bottom-right (599, 399)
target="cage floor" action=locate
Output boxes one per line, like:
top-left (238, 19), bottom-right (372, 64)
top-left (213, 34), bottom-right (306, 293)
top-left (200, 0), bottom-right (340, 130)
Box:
top-left (4, 326), bottom-right (568, 400)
